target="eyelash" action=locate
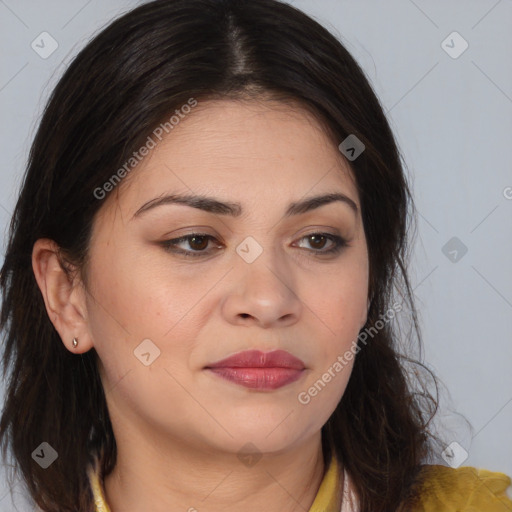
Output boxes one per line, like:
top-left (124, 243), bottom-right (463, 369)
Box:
top-left (160, 232), bottom-right (348, 258)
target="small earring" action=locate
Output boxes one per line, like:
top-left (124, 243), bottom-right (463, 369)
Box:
top-left (72, 337), bottom-right (78, 348)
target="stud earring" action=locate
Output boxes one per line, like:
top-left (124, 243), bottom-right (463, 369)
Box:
top-left (72, 337), bottom-right (78, 348)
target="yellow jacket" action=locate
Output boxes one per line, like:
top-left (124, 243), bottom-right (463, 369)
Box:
top-left (88, 455), bottom-right (512, 511)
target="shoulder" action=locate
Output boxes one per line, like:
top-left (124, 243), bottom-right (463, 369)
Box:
top-left (411, 464), bottom-right (512, 511)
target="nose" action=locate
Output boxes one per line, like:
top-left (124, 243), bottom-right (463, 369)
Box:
top-left (221, 246), bottom-right (302, 329)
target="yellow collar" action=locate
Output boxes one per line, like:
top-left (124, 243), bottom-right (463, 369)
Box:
top-left (88, 455), bottom-right (342, 512)
top-left (87, 458), bottom-right (112, 512)
top-left (309, 455), bottom-right (343, 511)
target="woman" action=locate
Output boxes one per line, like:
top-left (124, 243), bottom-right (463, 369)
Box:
top-left (1, 0), bottom-right (510, 511)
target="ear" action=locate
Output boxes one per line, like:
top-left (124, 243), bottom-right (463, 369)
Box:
top-left (32, 238), bottom-right (94, 354)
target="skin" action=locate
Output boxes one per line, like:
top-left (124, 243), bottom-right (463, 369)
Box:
top-left (32, 99), bottom-right (369, 512)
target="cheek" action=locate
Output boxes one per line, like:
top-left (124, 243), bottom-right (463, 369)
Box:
top-left (85, 243), bottom-right (177, 337)
top-left (296, 279), bottom-right (363, 415)
top-left (85, 248), bottom-right (211, 382)
top-left (304, 258), bottom-right (368, 396)
top-left (314, 267), bottom-right (368, 336)
top-left (296, 356), bottom-right (354, 433)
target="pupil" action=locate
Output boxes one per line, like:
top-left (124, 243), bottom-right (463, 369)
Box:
top-left (310, 235), bottom-right (325, 249)
top-left (190, 236), bottom-right (208, 250)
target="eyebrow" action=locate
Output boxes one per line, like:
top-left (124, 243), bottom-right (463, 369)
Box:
top-left (132, 192), bottom-right (358, 219)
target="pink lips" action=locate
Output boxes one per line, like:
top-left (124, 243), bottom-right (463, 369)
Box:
top-left (205, 349), bottom-right (306, 390)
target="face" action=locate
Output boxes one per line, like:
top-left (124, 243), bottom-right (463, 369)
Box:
top-left (84, 99), bottom-right (369, 456)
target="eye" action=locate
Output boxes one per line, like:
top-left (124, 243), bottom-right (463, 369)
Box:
top-left (160, 232), bottom-right (348, 258)
top-left (160, 234), bottom-right (222, 257)
top-left (294, 233), bottom-right (348, 255)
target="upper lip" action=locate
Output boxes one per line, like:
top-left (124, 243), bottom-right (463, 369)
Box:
top-left (205, 349), bottom-right (305, 370)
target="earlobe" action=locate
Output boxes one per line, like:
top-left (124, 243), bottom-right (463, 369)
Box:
top-left (32, 238), bottom-right (94, 354)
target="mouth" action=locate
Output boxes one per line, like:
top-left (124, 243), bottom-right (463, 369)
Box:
top-left (204, 349), bottom-right (306, 390)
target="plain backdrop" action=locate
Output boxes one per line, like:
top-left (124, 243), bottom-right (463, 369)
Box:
top-left (1, 0), bottom-right (511, 510)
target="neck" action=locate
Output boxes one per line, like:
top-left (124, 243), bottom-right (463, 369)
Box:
top-left (102, 429), bottom-right (328, 512)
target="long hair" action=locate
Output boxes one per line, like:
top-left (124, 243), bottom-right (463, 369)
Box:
top-left (0, 1), bottom-right (440, 510)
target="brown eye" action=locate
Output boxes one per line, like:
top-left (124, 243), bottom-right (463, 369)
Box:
top-left (307, 234), bottom-right (328, 250)
top-left (161, 233), bottom-right (222, 258)
top-left (295, 232), bottom-right (348, 255)
top-left (188, 235), bottom-right (209, 251)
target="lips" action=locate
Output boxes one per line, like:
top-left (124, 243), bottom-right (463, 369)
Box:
top-left (205, 349), bottom-right (305, 370)
top-left (205, 350), bottom-right (306, 390)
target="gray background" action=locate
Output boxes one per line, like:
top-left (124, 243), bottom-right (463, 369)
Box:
top-left (1, 0), bottom-right (511, 509)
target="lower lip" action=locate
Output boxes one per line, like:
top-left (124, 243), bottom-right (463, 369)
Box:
top-left (206, 367), bottom-right (305, 390)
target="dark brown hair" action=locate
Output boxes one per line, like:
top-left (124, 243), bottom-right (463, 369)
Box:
top-left (0, 0), bottom-right (441, 510)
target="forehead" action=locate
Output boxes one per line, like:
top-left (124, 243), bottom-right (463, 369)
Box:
top-left (104, 99), bottom-right (359, 217)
